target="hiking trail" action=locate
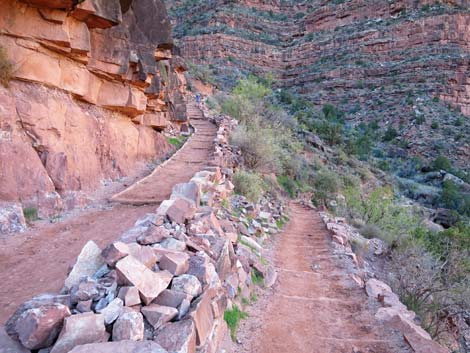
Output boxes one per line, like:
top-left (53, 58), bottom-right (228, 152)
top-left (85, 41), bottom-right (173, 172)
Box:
top-left (0, 102), bottom-right (216, 323)
top-left (225, 203), bottom-right (411, 353)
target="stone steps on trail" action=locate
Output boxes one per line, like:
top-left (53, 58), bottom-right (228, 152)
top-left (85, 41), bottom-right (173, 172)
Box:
top-left (248, 203), bottom-right (410, 353)
top-left (110, 102), bottom-right (217, 205)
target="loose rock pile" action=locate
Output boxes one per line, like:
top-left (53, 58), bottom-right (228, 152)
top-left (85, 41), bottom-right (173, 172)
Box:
top-left (320, 213), bottom-right (450, 353)
top-left (3, 107), bottom-right (285, 353)
top-left (0, 203), bottom-right (27, 234)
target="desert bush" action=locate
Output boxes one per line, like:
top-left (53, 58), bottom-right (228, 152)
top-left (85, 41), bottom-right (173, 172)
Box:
top-left (313, 120), bottom-right (344, 145)
top-left (221, 94), bottom-right (253, 122)
top-left (388, 238), bottom-right (470, 340)
top-left (277, 175), bottom-right (298, 198)
top-left (232, 75), bottom-right (271, 101)
top-left (322, 103), bottom-right (344, 123)
top-left (359, 224), bottom-right (383, 239)
top-left (312, 168), bottom-right (341, 205)
top-left (230, 120), bottom-right (280, 173)
top-left (382, 126), bottom-right (398, 141)
top-left (0, 46), bottom-right (13, 87)
top-left (23, 207), bottom-right (38, 222)
top-left (224, 305), bottom-right (248, 340)
top-left (431, 155), bottom-right (452, 171)
top-left (439, 181), bottom-right (470, 217)
top-left (205, 95), bottom-right (220, 112)
top-left (343, 186), bottom-right (420, 243)
top-left (233, 169), bottom-right (264, 202)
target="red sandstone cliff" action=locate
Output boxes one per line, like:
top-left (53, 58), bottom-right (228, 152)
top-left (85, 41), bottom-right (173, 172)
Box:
top-left (0, 0), bottom-right (188, 216)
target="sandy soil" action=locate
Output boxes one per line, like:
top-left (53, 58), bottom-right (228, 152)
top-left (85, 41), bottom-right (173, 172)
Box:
top-left (223, 203), bottom-right (412, 353)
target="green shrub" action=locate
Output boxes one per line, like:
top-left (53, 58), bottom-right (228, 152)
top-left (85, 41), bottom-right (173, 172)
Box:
top-left (313, 120), bottom-right (344, 145)
top-left (382, 126), bottom-right (398, 141)
top-left (431, 121), bottom-right (439, 129)
top-left (166, 136), bottom-right (187, 149)
top-left (0, 46), bottom-right (12, 87)
top-left (23, 207), bottom-right (38, 222)
top-left (233, 170), bottom-right (264, 202)
top-left (251, 269), bottom-right (264, 286)
top-left (415, 115), bottom-right (426, 125)
top-left (187, 62), bottom-right (215, 85)
top-left (224, 305), bottom-right (248, 340)
top-left (277, 175), bottom-right (297, 198)
top-left (389, 234), bottom-right (470, 339)
top-left (231, 121), bottom-right (280, 172)
top-left (312, 168), bottom-right (341, 205)
top-left (343, 186), bottom-right (420, 244)
top-left (322, 104), bottom-right (344, 122)
top-left (439, 181), bottom-right (470, 217)
top-left (431, 155), bottom-right (452, 171)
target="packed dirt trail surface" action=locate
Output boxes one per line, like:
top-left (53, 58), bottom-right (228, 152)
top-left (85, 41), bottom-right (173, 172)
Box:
top-left (242, 203), bottom-right (409, 353)
top-left (112, 102), bottom-right (217, 204)
top-left (0, 102), bottom-right (217, 324)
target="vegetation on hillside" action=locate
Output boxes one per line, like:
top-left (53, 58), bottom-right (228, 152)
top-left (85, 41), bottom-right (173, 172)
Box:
top-left (202, 73), bottom-right (470, 348)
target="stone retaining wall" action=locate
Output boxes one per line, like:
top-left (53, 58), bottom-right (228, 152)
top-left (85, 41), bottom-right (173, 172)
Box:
top-left (2, 103), bottom-right (285, 353)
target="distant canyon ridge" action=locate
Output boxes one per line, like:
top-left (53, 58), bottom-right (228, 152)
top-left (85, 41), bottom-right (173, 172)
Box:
top-left (167, 0), bottom-right (470, 170)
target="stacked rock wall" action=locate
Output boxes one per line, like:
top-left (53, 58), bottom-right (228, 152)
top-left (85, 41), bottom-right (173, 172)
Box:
top-left (0, 0), bottom-right (188, 216)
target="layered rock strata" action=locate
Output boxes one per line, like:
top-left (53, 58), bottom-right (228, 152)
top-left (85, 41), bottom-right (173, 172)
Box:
top-left (0, 0), bottom-right (188, 216)
top-left (167, 0), bottom-right (470, 169)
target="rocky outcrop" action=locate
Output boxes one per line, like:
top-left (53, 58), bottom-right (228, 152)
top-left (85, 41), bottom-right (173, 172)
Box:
top-left (166, 0), bottom-right (470, 170)
top-left (0, 0), bottom-right (188, 218)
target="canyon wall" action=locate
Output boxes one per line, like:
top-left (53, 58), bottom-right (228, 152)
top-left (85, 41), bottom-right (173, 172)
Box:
top-left (167, 0), bottom-right (470, 170)
top-left (0, 0), bottom-right (188, 216)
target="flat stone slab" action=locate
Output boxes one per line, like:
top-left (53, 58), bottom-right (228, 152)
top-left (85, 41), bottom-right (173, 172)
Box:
top-left (69, 340), bottom-right (167, 353)
top-left (116, 255), bottom-right (173, 305)
top-left (64, 241), bottom-right (105, 289)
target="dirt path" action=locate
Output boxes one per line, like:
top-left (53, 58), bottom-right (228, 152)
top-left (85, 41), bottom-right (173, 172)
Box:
top-left (232, 203), bottom-right (411, 353)
top-left (0, 204), bottom-right (154, 323)
top-left (111, 103), bottom-right (217, 204)
top-left (0, 102), bottom-right (217, 324)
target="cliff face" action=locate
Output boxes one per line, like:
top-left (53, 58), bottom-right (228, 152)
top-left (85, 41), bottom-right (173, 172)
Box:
top-left (166, 0), bottom-right (470, 170)
top-left (0, 0), bottom-right (188, 216)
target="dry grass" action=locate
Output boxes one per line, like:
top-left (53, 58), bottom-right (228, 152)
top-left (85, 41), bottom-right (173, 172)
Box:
top-left (0, 46), bottom-right (13, 87)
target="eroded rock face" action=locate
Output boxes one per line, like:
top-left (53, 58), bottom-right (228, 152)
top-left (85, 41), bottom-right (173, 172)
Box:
top-left (0, 0), bottom-right (187, 217)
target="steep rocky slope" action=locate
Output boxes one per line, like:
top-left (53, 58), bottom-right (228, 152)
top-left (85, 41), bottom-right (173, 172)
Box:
top-left (0, 0), bottom-right (188, 217)
top-left (166, 0), bottom-right (470, 170)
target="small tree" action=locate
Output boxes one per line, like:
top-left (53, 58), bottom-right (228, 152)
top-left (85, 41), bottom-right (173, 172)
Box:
top-left (312, 168), bottom-right (340, 205)
top-left (431, 155), bottom-right (452, 171)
